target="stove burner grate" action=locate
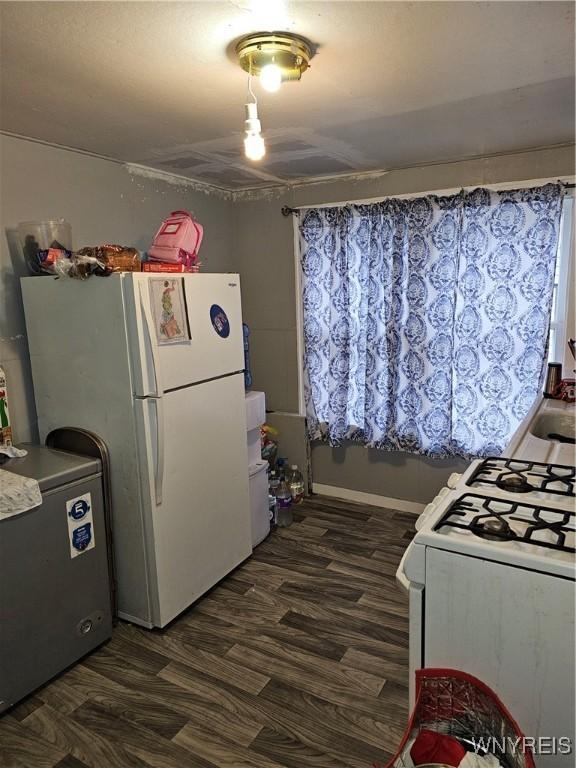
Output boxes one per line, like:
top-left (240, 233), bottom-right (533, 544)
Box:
top-left (434, 494), bottom-right (576, 553)
top-left (468, 457), bottom-right (575, 498)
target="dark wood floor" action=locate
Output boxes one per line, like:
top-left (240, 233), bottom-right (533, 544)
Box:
top-left (0, 495), bottom-right (415, 768)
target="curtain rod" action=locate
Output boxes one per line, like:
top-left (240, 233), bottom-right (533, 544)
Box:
top-left (281, 181), bottom-right (575, 216)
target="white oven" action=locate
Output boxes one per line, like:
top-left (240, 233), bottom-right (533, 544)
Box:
top-left (397, 457), bottom-right (575, 768)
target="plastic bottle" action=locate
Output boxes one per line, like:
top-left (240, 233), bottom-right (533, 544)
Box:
top-left (288, 465), bottom-right (304, 505)
top-left (276, 458), bottom-right (287, 482)
top-left (276, 480), bottom-right (293, 527)
top-left (242, 323), bottom-right (253, 390)
top-left (269, 470), bottom-right (280, 496)
top-left (268, 493), bottom-right (278, 528)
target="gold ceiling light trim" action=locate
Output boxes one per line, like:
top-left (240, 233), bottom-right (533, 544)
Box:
top-left (235, 31), bottom-right (313, 83)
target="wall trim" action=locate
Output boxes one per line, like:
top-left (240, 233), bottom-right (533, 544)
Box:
top-left (312, 483), bottom-right (425, 515)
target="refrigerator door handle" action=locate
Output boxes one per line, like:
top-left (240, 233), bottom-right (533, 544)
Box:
top-left (152, 397), bottom-right (165, 506)
top-left (139, 281), bottom-right (163, 397)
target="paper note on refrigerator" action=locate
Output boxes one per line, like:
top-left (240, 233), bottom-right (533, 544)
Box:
top-left (149, 278), bottom-right (190, 345)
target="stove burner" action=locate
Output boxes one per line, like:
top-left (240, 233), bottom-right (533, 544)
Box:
top-left (495, 472), bottom-right (533, 493)
top-left (433, 493), bottom-right (576, 554)
top-left (478, 516), bottom-right (511, 540)
top-left (468, 457), bottom-right (575, 498)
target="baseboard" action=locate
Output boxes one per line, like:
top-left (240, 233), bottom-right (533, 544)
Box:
top-left (311, 483), bottom-right (425, 515)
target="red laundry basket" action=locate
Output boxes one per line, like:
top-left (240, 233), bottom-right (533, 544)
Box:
top-left (385, 669), bottom-right (536, 768)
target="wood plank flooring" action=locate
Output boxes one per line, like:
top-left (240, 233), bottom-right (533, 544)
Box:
top-left (0, 495), bottom-right (415, 768)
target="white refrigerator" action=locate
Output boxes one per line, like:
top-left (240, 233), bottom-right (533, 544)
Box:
top-left (22, 273), bottom-right (252, 628)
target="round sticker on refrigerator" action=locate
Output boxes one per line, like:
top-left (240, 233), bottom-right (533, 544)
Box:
top-left (210, 304), bottom-right (230, 338)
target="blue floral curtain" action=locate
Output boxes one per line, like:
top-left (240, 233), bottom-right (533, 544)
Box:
top-left (299, 184), bottom-right (564, 458)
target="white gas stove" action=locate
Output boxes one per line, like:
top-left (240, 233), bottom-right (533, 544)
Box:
top-left (406, 457), bottom-right (575, 579)
top-left (397, 456), bottom-right (575, 768)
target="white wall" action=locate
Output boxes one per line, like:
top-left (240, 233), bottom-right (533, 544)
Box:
top-left (0, 134), bottom-right (233, 442)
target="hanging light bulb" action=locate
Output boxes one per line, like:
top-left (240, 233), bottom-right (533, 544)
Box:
top-left (244, 132), bottom-right (266, 161)
top-left (244, 100), bottom-right (266, 161)
top-left (260, 63), bottom-right (282, 92)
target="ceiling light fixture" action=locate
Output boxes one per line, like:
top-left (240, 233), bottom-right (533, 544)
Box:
top-left (235, 31), bottom-right (313, 162)
top-left (236, 31), bottom-right (313, 92)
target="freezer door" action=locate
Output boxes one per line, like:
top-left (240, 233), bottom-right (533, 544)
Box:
top-left (124, 273), bottom-right (245, 396)
top-left (134, 373), bottom-right (252, 627)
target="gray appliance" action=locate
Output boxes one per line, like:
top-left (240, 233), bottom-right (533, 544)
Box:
top-left (0, 445), bottom-right (112, 713)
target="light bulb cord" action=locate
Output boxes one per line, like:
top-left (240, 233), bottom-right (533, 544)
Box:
top-left (245, 72), bottom-right (262, 133)
top-left (247, 73), bottom-right (257, 106)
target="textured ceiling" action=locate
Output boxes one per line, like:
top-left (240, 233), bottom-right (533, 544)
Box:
top-left (1, 1), bottom-right (574, 190)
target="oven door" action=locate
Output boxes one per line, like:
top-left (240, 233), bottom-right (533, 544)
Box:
top-left (424, 547), bottom-right (575, 768)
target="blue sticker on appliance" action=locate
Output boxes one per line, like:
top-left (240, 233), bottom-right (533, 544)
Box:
top-left (210, 304), bottom-right (230, 338)
top-left (66, 493), bottom-right (95, 558)
top-left (72, 523), bottom-right (92, 552)
top-left (68, 498), bottom-right (90, 520)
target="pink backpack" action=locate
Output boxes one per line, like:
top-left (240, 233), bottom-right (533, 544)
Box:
top-left (148, 210), bottom-right (203, 268)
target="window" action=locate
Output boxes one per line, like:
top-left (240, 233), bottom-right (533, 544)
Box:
top-left (548, 193), bottom-right (574, 365)
top-left (298, 183), bottom-right (567, 459)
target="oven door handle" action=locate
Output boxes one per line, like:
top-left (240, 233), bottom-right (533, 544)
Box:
top-left (396, 546), bottom-right (411, 593)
